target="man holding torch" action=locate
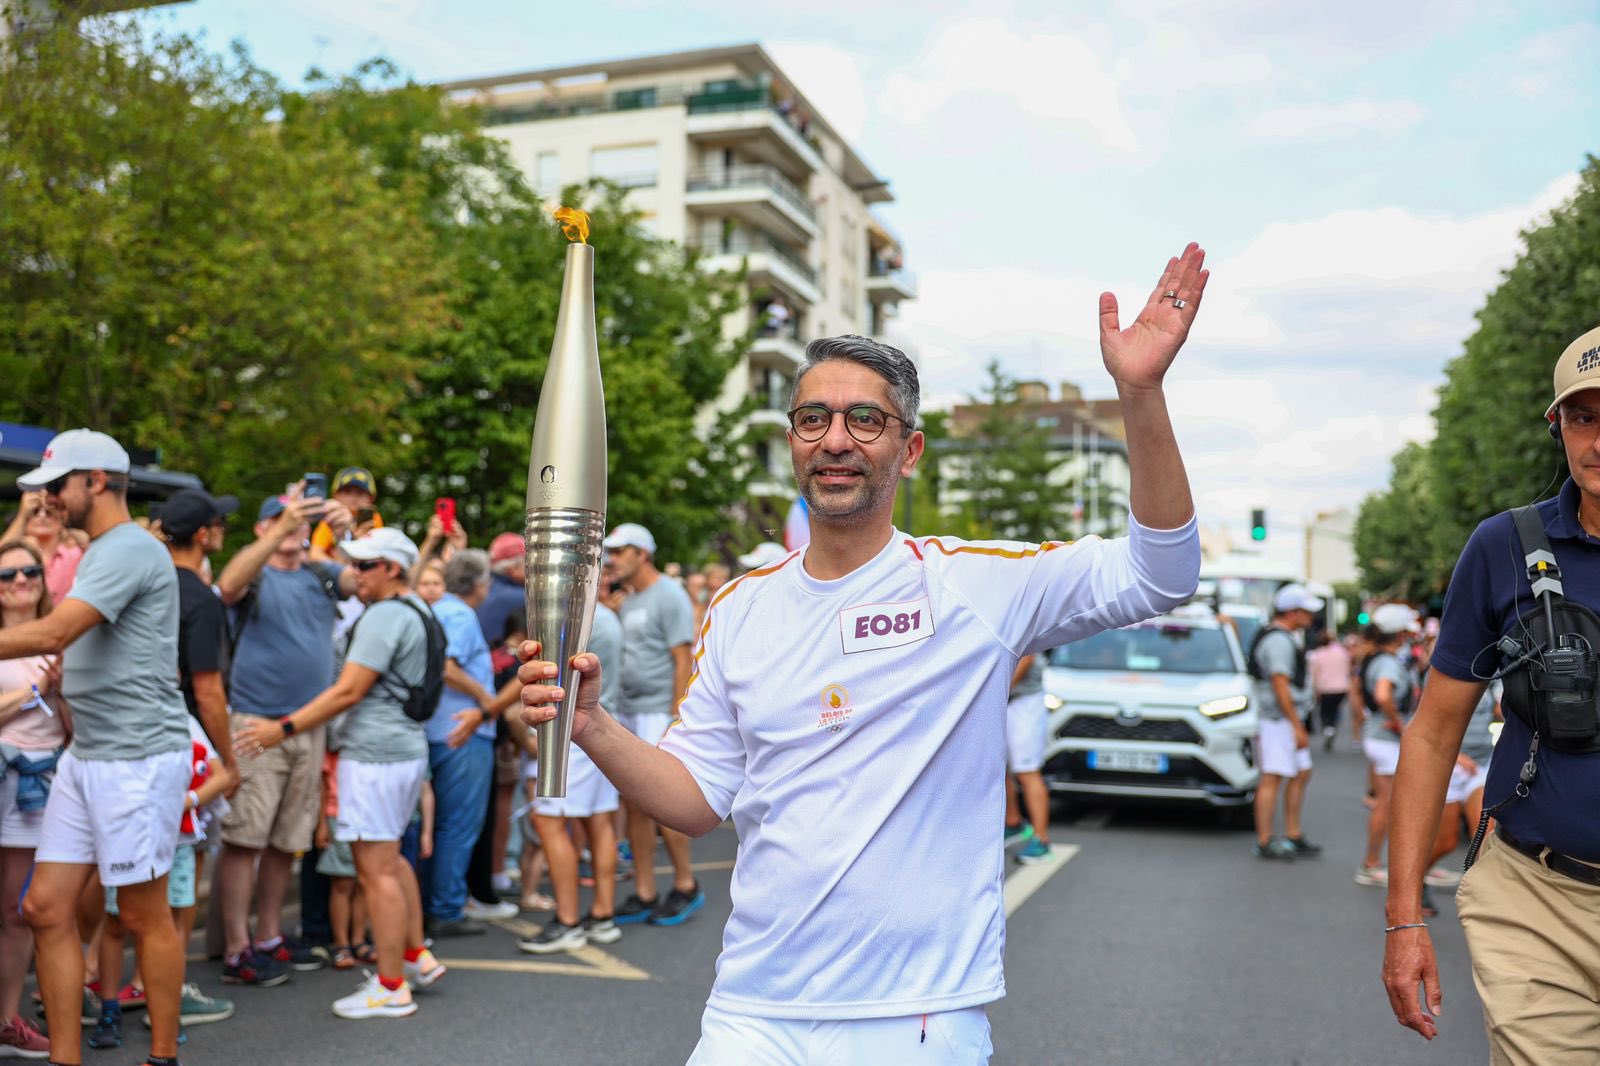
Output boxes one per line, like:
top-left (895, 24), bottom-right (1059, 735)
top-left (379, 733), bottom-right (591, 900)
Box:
top-left (520, 244), bottom-right (1208, 1061)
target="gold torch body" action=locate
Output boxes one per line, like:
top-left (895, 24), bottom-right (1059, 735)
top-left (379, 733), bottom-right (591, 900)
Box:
top-left (525, 238), bottom-right (607, 798)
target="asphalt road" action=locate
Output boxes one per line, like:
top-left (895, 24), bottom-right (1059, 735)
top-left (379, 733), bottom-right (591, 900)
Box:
top-left (73, 743), bottom-right (1487, 1065)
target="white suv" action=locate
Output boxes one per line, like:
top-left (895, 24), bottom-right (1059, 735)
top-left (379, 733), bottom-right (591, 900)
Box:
top-left (1041, 607), bottom-right (1258, 813)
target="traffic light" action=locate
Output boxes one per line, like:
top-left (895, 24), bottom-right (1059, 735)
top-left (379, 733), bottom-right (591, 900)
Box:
top-left (1250, 508), bottom-right (1266, 541)
top-left (1357, 611), bottom-right (1371, 626)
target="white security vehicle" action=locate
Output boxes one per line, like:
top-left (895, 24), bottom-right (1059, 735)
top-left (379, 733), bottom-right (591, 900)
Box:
top-left (1041, 607), bottom-right (1258, 813)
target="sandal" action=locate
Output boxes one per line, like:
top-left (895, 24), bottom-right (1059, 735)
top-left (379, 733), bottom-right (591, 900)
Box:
top-left (519, 892), bottom-right (556, 912)
top-left (332, 945), bottom-right (356, 970)
top-left (354, 940), bottom-right (378, 965)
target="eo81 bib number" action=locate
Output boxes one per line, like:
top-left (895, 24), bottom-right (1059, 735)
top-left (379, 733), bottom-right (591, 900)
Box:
top-left (839, 595), bottom-right (935, 654)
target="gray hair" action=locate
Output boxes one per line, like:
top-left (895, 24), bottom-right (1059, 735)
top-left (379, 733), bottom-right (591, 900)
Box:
top-left (444, 548), bottom-right (491, 598)
top-left (788, 335), bottom-right (920, 433)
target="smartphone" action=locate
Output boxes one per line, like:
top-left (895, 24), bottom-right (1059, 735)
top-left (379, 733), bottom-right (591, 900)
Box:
top-left (354, 506), bottom-right (375, 526)
top-left (435, 496), bottom-right (457, 535)
top-left (303, 473), bottom-right (329, 500)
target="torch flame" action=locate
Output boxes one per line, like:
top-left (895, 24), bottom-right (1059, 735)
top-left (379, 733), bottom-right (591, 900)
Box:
top-left (552, 206), bottom-right (591, 244)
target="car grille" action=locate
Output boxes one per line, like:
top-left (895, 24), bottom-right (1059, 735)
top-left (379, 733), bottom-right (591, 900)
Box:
top-left (1056, 714), bottom-right (1203, 745)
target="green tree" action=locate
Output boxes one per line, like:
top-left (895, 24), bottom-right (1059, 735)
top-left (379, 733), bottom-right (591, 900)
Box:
top-left (0, 24), bottom-right (447, 505)
top-left (1354, 441), bottom-right (1449, 599)
top-left (947, 361), bottom-right (1069, 542)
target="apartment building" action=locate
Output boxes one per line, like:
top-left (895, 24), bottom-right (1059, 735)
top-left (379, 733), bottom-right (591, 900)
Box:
top-left (439, 44), bottom-right (914, 501)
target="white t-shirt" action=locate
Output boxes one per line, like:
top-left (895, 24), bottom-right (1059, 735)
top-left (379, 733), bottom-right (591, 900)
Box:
top-left (657, 514), bottom-right (1200, 1020)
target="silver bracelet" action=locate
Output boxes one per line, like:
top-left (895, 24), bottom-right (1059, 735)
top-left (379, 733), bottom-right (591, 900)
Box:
top-left (1385, 922), bottom-right (1427, 933)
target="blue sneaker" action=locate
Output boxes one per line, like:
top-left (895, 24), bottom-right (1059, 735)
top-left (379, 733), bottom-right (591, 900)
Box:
top-left (616, 840), bottom-right (634, 873)
top-left (649, 883), bottom-right (706, 927)
top-left (1003, 823), bottom-right (1036, 848)
top-left (613, 893), bottom-right (655, 925)
top-left (88, 1003), bottom-right (122, 1049)
top-left (1016, 838), bottom-right (1057, 865)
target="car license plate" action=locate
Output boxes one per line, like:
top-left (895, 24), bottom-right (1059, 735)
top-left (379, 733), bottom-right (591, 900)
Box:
top-left (1088, 750), bottom-right (1168, 774)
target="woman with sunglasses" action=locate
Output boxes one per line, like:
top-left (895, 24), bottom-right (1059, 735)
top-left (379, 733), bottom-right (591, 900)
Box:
top-left (0, 539), bottom-right (71, 1058)
top-left (1, 492), bottom-right (87, 605)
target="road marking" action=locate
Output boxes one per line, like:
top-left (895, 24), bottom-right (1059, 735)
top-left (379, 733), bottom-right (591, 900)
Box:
top-left (435, 916), bottom-right (651, 981)
top-left (1003, 844), bottom-right (1080, 917)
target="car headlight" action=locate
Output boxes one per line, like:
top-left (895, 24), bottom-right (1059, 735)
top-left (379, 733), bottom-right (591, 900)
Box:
top-left (1198, 695), bottom-right (1249, 719)
top-left (1044, 693), bottom-right (1064, 711)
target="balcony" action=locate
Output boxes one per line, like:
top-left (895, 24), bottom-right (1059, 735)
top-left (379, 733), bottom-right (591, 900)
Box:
top-left (866, 260), bottom-right (917, 303)
top-left (687, 165), bottom-right (818, 244)
top-left (691, 232), bottom-right (819, 306)
top-left (749, 333), bottom-right (805, 375)
top-left (685, 87), bottom-right (824, 176)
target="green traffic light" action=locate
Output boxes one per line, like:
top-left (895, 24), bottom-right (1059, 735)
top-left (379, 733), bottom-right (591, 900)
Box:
top-left (1358, 611), bottom-right (1371, 625)
top-left (1251, 525), bottom-right (1266, 541)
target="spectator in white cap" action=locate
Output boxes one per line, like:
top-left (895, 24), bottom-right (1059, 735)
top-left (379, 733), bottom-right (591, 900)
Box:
top-left (1356, 602), bottom-right (1422, 890)
top-left (736, 542), bottom-right (791, 574)
top-left (1248, 583), bottom-right (1325, 861)
top-left (234, 526), bottom-right (447, 1020)
top-left (600, 522), bottom-right (704, 927)
top-left (0, 429), bottom-right (193, 1064)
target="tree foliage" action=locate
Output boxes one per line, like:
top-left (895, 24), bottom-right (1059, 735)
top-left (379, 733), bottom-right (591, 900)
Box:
top-left (1353, 442), bottom-right (1448, 600)
top-left (0, 28), bottom-right (753, 563)
top-left (947, 361), bottom-right (1070, 542)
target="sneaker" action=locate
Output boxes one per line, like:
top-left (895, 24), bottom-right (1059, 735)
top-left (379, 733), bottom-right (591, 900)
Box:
top-left (463, 898), bottom-right (518, 921)
top-left (491, 872), bottom-right (516, 897)
top-left (331, 973), bottom-right (417, 1020)
top-left (1016, 838), bottom-right (1057, 865)
top-left (221, 948), bottom-right (291, 987)
top-left (1003, 823), bottom-right (1036, 848)
top-left (0, 1014), bottom-right (50, 1058)
top-left (1252, 838), bottom-right (1297, 861)
top-left (1322, 727), bottom-right (1336, 753)
top-left (1425, 864), bottom-right (1463, 888)
top-left (583, 915), bottom-right (621, 945)
top-left (1354, 864), bottom-right (1389, 887)
top-left (616, 840), bottom-right (634, 873)
top-left (88, 1004), bottom-right (122, 1049)
top-left (517, 921), bottom-right (587, 955)
top-left (613, 893), bottom-right (656, 926)
top-left (266, 936), bottom-right (327, 972)
top-left (578, 851), bottom-right (594, 887)
top-left (649, 883), bottom-right (706, 927)
top-left (114, 982), bottom-right (146, 1010)
top-left (404, 948), bottom-right (446, 990)
top-left (177, 982), bottom-right (234, 1026)
top-left (1285, 836), bottom-right (1323, 857)
top-left (426, 916), bottom-right (487, 938)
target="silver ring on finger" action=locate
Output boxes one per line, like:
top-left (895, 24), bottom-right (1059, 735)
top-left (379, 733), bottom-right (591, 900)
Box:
top-left (1163, 290), bottom-right (1178, 299)
top-left (1173, 298), bottom-right (1187, 309)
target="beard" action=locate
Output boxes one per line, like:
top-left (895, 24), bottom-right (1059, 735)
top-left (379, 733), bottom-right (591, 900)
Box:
top-left (62, 498), bottom-right (92, 530)
top-left (794, 449), bottom-right (899, 524)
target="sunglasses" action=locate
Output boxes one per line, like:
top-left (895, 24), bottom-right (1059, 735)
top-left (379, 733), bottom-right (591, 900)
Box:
top-left (0, 565), bottom-right (44, 583)
top-left (352, 559), bottom-right (388, 572)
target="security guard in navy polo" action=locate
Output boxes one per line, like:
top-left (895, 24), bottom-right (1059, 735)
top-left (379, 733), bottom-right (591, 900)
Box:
top-left (1383, 323), bottom-right (1600, 1063)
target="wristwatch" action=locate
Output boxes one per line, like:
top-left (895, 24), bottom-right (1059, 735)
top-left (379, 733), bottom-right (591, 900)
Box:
top-left (281, 718), bottom-right (297, 739)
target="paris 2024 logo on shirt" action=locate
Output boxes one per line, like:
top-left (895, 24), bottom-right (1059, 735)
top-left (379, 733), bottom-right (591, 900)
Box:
top-left (817, 684), bottom-right (852, 733)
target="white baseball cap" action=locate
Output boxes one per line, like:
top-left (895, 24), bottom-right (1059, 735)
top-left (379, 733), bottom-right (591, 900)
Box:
top-left (1273, 583), bottom-right (1325, 614)
top-left (1371, 602), bottom-right (1422, 635)
top-left (737, 541), bottom-right (790, 570)
top-left (16, 429), bottom-right (131, 489)
top-left (341, 527), bottom-right (420, 569)
top-left (603, 522), bottom-right (656, 554)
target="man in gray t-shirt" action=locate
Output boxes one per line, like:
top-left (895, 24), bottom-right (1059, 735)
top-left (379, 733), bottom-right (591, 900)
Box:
top-left (0, 430), bottom-right (192, 1062)
top-left (601, 523), bottom-right (704, 928)
top-left (1249, 584), bottom-right (1324, 861)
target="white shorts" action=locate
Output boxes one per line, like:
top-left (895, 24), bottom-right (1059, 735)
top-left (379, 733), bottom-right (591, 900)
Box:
top-left (36, 749), bottom-right (189, 887)
top-left (334, 757), bottom-right (427, 843)
top-left (687, 1004), bottom-right (993, 1065)
top-left (1257, 718), bottom-right (1312, 778)
top-left (1445, 763), bottom-right (1490, 805)
top-left (1363, 737), bottom-right (1402, 777)
top-left (0, 748), bottom-right (60, 849)
top-left (530, 745), bottom-right (618, 819)
top-left (1005, 692), bottom-right (1049, 774)
top-left (619, 711), bottom-right (671, 745)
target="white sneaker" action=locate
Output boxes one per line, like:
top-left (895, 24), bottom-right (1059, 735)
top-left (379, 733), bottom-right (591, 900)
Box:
top-left (464, 897), bottom-right (519, 921)
top-left (584, 915), bottom-right (621, 945)
top-left (1354, 864), bottom-right (1389, 887)
top-left (491, 872), bottom-right (515, 896)
top-left (404, 948), bottom-right (447, 990)
top-left (1424, 865), bottom-right (1462, 887)
top-left (518, 921), bottom-right (587, 955)
top-left (332, 973), bottom-right (417, 1020)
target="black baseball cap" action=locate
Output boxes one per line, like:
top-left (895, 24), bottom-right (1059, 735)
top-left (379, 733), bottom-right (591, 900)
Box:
top-left (159, 489), bottom-right (239, 541)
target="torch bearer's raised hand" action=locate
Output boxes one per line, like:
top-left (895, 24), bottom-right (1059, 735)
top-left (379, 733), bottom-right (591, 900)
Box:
top-left (1098, 242), bottom-right (1208, 393)
top-left (516, 641), bottom-right (603, 741)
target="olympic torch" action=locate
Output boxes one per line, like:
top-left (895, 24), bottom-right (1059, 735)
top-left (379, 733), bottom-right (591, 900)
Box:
top-left (526, 207), bottom-right (607, 798)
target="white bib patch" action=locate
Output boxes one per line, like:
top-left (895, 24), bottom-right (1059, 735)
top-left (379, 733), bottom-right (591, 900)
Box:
top-left (839, 595), bottom-right (935, 654)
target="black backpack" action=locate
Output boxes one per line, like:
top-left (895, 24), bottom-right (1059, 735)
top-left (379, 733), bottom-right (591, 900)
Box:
top-left (1246, 624), bottom-right (1307, 689)
top-left (1360, 651), bottom-right (1416, 720)
top-left (346, 596), bottom-right (448, 722)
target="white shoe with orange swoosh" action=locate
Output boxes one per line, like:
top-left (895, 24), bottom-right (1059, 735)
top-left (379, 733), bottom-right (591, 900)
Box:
top-left (332, 973), bottom-right (417, 1020)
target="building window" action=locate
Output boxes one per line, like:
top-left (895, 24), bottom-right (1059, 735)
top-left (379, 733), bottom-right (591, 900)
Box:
top-left (535, 151), bottom-right (560, 193)
top-left (613, 86), bottom-right (657, 110)
top-left (591, 143), bottom-right (658, 188)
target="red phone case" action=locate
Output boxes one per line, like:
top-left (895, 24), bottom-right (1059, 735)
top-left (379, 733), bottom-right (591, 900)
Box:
top-left (435, 497), bottom-right (456, 534)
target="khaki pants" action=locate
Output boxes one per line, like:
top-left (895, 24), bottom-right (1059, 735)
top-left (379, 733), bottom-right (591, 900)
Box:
top-left (1457, 832), bottom-right (1600, 1065)
top-left (219, 714), bottom-right (325, 854)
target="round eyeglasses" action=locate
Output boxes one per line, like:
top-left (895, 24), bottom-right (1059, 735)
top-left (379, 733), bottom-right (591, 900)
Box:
top-left (787, 404), bottom-right (912, 444)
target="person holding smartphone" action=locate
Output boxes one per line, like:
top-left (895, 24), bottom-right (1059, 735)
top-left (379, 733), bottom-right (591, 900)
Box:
top-left (310, 467), bottom-right (384, 564)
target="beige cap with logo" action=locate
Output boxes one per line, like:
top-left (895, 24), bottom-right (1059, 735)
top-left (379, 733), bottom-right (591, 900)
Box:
top-left (1547, 324), bottom-right (1600, 419)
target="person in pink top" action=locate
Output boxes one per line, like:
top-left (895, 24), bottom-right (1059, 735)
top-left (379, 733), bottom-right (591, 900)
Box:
top-left (1306, 630), bottom-right (1352, 752)
top-left (2, 491), bottom-right (87, 604)
top-left (0, 538), bottom-right (71, 1058)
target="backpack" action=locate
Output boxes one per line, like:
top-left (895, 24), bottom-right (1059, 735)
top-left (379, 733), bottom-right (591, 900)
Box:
top-left (345, 596), bottom-right (447, 723)
top-left (1360, 651), bottom-right (1416, 721)
top-left (1246, 624), bottom-right (1307, 689)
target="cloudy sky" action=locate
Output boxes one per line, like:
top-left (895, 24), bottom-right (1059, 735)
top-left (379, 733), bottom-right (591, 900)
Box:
top-left (129, 0), bottom-right (1600, 547)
